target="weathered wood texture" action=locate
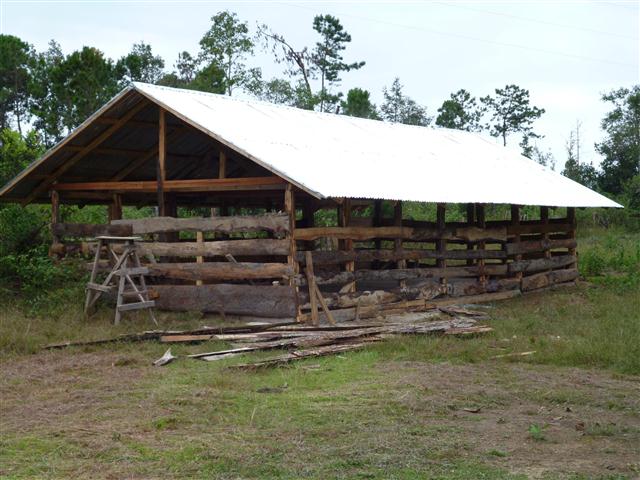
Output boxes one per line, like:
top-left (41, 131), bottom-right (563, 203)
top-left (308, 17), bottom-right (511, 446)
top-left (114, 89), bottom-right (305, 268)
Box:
top-left (295, 248), bottom-right (506, 265)
top-left (112, 213), bottom-right (289, 235)
top-left (521, 268), bottom-right (579, 291)
top-left (153, 284), bottom-right (297, 317)
top-left (135, 238), bottom-right (289, 257)
top-left (53, 223), bottom-right (133, 237)
top-left (294, 225), bottom-right (507, 242)
top-left (147, 262), bottom-right (293, 281)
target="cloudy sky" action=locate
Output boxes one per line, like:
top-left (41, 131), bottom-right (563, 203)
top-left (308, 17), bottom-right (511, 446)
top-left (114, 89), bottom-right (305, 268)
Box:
top-left (2, 0), bottom-right (638, 169)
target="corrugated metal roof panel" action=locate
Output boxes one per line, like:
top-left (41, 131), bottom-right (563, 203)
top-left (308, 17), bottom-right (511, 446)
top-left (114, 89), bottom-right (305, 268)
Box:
top-left (133, 82), bottom-right (620, 208)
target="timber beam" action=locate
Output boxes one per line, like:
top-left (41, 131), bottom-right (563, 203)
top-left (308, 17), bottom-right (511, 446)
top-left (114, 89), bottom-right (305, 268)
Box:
top-left (52, 177), bottom-right (287, 193)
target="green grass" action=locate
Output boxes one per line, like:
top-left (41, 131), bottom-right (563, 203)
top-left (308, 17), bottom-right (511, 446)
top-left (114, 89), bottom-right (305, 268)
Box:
top-left (1, 226), bottom-right (639, 479)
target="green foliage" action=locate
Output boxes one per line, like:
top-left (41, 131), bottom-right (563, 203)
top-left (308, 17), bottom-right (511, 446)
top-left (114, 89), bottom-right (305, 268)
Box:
top-left (341, 87), bottom-right (379, 119)
top-left (199, 11), bottom-right (256, 96)
top-left (481, 84), bottom-right (545, 153)
top-left (312, 14), bottom-right (365, 112)
top-left (0, 127), bottom-right (44, 185)
top-left (527, 424), bottom-right (546, 441)
top-left (596, 86), bottom-right (640, 195)
top-left (0, 34), bottom-right (34, 134)
top-left (116, 42), bottom-right (165, 85)
top-left (381, 78), bottom-right (431, 126)
top-left (30, 43), bottom-right (121, 143)
top-left (435, 89), bottom-right (484, 132)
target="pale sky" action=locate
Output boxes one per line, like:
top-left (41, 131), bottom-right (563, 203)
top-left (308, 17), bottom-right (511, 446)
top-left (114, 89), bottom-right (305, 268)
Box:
top-left (2, 0), bottom-right (639, 170)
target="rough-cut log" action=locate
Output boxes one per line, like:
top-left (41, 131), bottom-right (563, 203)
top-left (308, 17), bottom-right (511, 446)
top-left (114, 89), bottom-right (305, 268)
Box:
top-left (52, 223), bottom-right (133, 237)
top-left (446, 277), bottom-right (521, 297)
top-left (153, 284), bottom-right (297, 318)
top-left (294, 225), bottom-right (507, 242)
top-left (136, 239), bottom-right (289, 257)
top-left (506, 222), bottom-right (574, 235)
top-left (506, 238), bottom-right (577, 255)
top-left (309, 264), bottom-right (509, 286)
top-left (112, 213), bottom-right (289, 235)
top-left (508, 254), bottom-right (576, 274)
top-left (300, 290), bottom-right (521, 323)
top-left (521, 268), bottom-right (579, 291)
top-left (295, 247), bottom-right (506, 265)
top-left (147, 262), bottom-right (293, 281)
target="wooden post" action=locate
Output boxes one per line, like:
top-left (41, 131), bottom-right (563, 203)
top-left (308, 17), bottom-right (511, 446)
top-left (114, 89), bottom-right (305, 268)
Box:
top-left (510, 204), bottom-right (522, 284)
top-left (108, 193), bottom-right (122, 222)
top-left (394, 200), bottom-right (406, 288)
top-left (218, 150), bottom-right (228, 218)
top-left (567, 207), bottom-right (577, 269)
top-left (338, 198), bottom-right (355, 292)
top-left (541, 206), bottom-right (551, 259)
top-left (373, 200), bottom-right (383, 269)
top-left (305, 251), bottom-right (319, 325)
top-left (51, 190), bottom-right (60, 245)
top-left (157, 108), bottom-right (166, 216)
top-left (466, 203), bottom-right (475, 266)
top-left (284, 184), bottom-right (301, 321)
top-left (196, 231), bottom-right (204, 286)
top-left (436, 203), bottom-right (446, 291)
top-left (476, 203), bottom-right (486, 285)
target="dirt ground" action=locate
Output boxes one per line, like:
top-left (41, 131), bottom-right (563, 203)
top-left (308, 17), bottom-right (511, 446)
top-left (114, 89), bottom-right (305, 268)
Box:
top-left (1, 344), bottom-right (639, 479)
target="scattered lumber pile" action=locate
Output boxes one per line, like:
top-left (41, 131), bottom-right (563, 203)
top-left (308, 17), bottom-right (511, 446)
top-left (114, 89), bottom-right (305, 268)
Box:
top-left (43, 308), bottom-right (493, 369)
top-left (184, 315), bottom-right (490, 368)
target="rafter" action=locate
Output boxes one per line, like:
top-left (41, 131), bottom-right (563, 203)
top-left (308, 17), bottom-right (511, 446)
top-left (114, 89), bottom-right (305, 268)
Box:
top-left (23, 100), bottom-right (149, 205)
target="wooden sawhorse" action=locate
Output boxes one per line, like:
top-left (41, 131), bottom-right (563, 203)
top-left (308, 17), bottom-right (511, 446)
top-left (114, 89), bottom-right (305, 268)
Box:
top-left (85, 236), bottom-right (157, 325)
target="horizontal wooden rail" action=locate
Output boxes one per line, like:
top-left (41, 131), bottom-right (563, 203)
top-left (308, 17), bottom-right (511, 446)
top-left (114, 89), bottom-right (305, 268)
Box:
top-left (521, 268), bottom-right (579, 291)
top-left (152, 284), bottom-right (297, 318)
top-left (52, 223), bottom-right (133, 237)
top-left (137, 239), bottom-right (290, 257)
top-left (295, 247), bottom-right (507, 265)
top-left (294, 225), bottom-right (507, 242)
top-left (506, 238), bottom-right (576, 255)
top-left (53, 176), bottom-right (286, 193)
top-left (508, 255), bottom-right (576, 274)
top-left (147, 262), bottom-right (293, 281)
top-left (113, 213), bottom-right (289, 234)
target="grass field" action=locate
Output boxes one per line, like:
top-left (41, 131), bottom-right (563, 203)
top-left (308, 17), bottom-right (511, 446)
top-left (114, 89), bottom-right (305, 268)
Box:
top-left (0, 228), bottom-right (639, 479)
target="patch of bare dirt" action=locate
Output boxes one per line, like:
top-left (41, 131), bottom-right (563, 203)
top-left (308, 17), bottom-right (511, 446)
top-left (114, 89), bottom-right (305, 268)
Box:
top-left (386, 361), bottom-right (640, 478)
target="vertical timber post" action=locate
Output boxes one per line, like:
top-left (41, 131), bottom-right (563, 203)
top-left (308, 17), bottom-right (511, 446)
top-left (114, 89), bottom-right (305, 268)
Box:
top-left (285, 184), bottom-right (301, 321)
top-left (567, 207), bottom-right (577, 270)
top-left (436, 203), bottom-right (447, 292)
top-left (466, 203), bottom-right (475, 266)
top-left (541, 206), bottom-right (552, 283)
top-left (339, 198), bottom-right (355, 292)
top-left (394, 200), bottom-right (406, 289)
top-left (373, 200), bottom-right (383, 269)
top-left (157, 108), bottom-right (166, 217)
top-left (51, 190), bottom-right (60, 246)
top-left (510, 204), bottom-right (522, 286)
top-left (476, 203), bottom-right (486, 286)
top-left (108, 193), bottom-right (122, 222)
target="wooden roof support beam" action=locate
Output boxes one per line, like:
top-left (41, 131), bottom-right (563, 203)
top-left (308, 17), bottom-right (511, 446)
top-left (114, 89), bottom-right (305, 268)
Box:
top-left (23, 100), bottom-right (148, 205)
top-left (53, 176), bottom-right (287, 193)
top-left (111, 127), bottom-right (186, 181)
top-left (158, 108), bottom-right (167, 216)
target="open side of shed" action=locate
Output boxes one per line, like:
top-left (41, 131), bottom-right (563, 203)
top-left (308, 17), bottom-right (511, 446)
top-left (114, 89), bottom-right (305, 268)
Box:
top-left (0, 83), bottom-right (620, 323)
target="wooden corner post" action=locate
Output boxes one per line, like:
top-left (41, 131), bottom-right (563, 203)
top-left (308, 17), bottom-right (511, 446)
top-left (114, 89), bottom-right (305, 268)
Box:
top-left (510, 204), bottom-right (522, 285)
top-left (50, 190), bottom-right (60, 246)
top-left (476, 203), bottom-right (486, 285)
top-left (157, 108), bottom-right (167, 217)
top-left (284, 184), bottom-right (301, 321)
top-left (567, 207), bottom-right (577, 269)
top-left (436, 203), bottom-right (447, 290)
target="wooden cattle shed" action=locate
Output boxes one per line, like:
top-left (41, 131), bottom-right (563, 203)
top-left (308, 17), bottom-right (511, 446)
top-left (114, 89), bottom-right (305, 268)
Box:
top-left (0, 83), bottom-right (621, 323)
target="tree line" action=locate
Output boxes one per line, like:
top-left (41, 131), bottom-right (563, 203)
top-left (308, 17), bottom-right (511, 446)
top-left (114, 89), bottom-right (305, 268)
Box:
top-left (0, 10), bottom-right (638, 200)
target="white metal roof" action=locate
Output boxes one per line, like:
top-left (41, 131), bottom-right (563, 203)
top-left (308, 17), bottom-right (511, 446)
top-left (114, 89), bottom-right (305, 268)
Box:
top-left (132, 83), bottom-right (620, 208)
